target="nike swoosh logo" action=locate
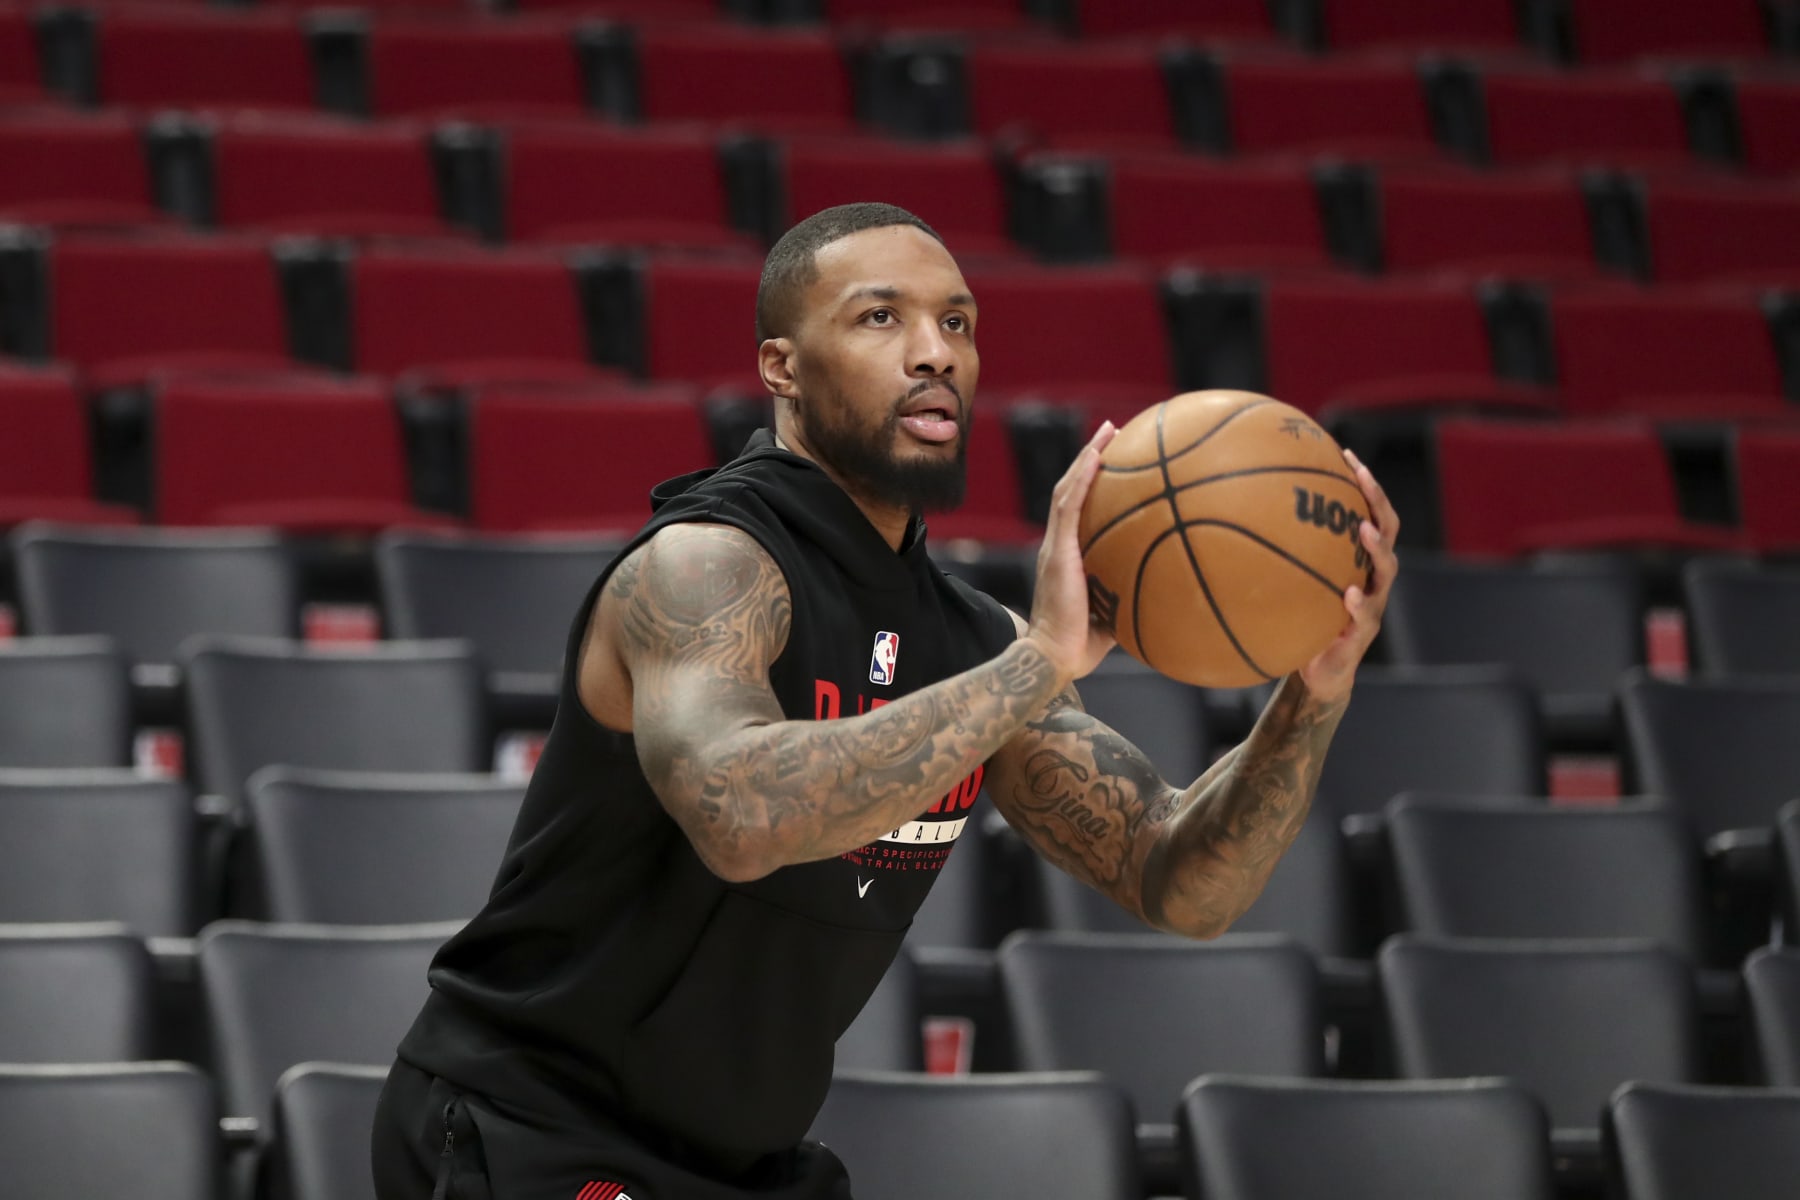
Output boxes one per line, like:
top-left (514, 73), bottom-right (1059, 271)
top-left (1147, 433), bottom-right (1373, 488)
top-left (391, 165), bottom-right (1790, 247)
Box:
top-left (857, 878), bottom-right (873, 899)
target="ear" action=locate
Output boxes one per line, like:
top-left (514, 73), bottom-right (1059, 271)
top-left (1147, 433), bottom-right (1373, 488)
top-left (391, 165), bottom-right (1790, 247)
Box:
top-left (759, 337), bottom-right (799, 399)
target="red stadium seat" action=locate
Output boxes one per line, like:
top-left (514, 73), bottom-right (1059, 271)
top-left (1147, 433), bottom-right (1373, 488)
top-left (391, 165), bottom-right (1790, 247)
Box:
top-left (1645, 182), bottom-right (1800, 286)
top-left (1435, 419), bottom-right (1744, 557)
top-left (1222, 57), bottom-right (1439, 161)
top-left (1565, 0), bottom-right (1769, 64)
top-left (959, 263), bottom-right (1172, 398)
top-left (47, 231), bottom-right (295, 383)
top-left (1376, 167), bottom-right (1603, 280)
top-left (0, 6), bottom-right (42, 102)
top-left (210, 113), bottom-right (454, 240)
top-left (470, 386), bottom-right (710, 532)
top-left (1321, 0), bottom-right (1523, 54)
top-left (1735, 429), bottom-right (1800, 552)
top-left (502, 123), bottom-right (751, 251)
top-left (350, 245), bottom-right (610, 384)
top-left (634, 26), bottom-right (855, 136)
top-left (367, 17), bottom-right (586, 120)
top-left (1549, 289), bottom-right (1788, 418)
top-left (1735, 81), bottom-right (1800, 177)
top-left (1260, 279), bottom-right (1544, 416)
top-left (1480, 71), bottom-right (1691, 170)
top-left (1107, 154), bottom-right (1331, 271)
top-left (1068, 0), bottom-right (1276, 42)
top-left (823, 0), bottom-right (1035, 33)
top-left (92, 8), bottom-right (315, 111)
top-left (0, 110), bottom-right (161, 229)
top-left (0, 364), bottom-right (139, 527)
top-left (153, 375), bottom-right (453, 532)
top-left (778, 138), bottom-right (1017, 261)
top-left (970, 43), bottom-right (1180, 151)
top-left (640, 255), bottom-right (765, 391)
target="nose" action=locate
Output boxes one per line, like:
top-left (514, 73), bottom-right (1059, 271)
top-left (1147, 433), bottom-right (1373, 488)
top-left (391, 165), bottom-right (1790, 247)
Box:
top-left (906, 319), bottom-right (955, 378)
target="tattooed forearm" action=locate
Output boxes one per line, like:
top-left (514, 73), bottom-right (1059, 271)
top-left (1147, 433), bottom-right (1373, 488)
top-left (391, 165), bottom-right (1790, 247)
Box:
top-left (612, 524), bottom-right (1064, 882)
top-left (989, 672), bottom-right (1345, 938)
top-left (1141, 677), bottom-right (1347, 936)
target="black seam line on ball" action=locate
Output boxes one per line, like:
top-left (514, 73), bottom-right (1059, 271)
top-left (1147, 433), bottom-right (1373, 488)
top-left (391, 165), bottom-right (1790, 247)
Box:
top-left (1132, 520), bottom-right (1276, 684)
top-left (1080, 464), bottom-right (1358, 556)
top-left (1152, 402), bottom-right (1275, 682)
top-left (1093, 398), bottom-right (1277, 476)
top-left (1180, 516), bottom-right (1354, 600)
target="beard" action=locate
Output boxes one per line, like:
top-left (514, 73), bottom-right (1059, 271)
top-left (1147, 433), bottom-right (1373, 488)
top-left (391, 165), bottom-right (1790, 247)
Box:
top-left (802, 384), bottom-right (968, 513)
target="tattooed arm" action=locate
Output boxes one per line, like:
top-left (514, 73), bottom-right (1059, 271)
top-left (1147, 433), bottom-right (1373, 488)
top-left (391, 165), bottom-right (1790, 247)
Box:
top-left (579, 426), bottom-right (1119, 883)
top-left (987, 448), bottom-right (1400, 938)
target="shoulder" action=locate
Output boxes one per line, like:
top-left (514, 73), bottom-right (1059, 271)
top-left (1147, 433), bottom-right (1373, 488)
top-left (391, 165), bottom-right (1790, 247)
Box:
top-left (601, 522), bottom-right (794, 670)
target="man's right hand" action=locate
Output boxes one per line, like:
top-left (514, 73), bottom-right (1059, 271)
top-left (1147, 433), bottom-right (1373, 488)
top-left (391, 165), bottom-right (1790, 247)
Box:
top-left (1027, 420), bottom-right (1118, 684)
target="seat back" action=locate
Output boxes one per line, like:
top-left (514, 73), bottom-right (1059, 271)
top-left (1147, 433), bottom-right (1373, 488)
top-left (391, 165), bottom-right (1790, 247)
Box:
top-left (14, 525), bottom-right (299, 663)
top-left (0, 773), bottom-right (200, 936)
top-left (1744, 945), bottom-right (1800, 1087)
top-left (182, 637), bottom-right (487, 808)
top-left (376, 532), bottom-right (618, 676)
top-left (247, 768), bottom-right (523, 924)
top-left (1619, 671), bottom-right (1800, 836)
top-left (1385, 797), bottom-right (1708, 959)
top-left (0, 924), bottom-right (157, 1061)
top-left (1681, 560), bottom-right (1800, 677)
top-left (835, 949), bottom-right (923, 1073)
top-left (198, 921), bottom-right (453, 1121)
top-left (1180, 1075), bottom-right (1555, 1200)
top-left (999, 931), bottom-right (1324, 1118)
top-left (811, 1071), bottom-right (1140, 1200)
top-left (270, 1063), bottom-right (388, 1200)
top-left (0, 1063), bottom-right (220, 1200)
top-left (1379, 935), bottom-right (1702, 1129)
top-left (1606, 1082), bottom-right (1800, 1200)
top-left (1316, 666), bottom-right (1545, 818)
top-left (0, 637), bottom-right (132, 767)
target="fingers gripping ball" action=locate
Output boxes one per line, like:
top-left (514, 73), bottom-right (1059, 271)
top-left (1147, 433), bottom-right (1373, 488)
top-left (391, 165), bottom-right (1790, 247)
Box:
top-left (1077, 390), bottom-right (1371, 688)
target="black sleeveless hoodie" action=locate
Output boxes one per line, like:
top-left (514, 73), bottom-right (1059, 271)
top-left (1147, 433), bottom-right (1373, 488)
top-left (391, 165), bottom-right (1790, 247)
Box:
top-left (397, 430), bottom-right (1018, 1179)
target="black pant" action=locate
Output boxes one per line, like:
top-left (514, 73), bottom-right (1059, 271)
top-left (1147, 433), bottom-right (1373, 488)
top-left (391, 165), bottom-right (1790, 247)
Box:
top-left (371, 1060), bottom-right (854, 1200)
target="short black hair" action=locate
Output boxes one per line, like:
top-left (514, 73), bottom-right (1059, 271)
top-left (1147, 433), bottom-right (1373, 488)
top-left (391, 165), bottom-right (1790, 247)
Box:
top-left (755, 202), bottom-right (944, 343)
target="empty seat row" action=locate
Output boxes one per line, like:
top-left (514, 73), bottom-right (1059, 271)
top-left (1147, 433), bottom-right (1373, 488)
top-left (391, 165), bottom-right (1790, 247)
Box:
top-left (6, 232), bottom-right (1798, 415)
top-left (4, 1060), bottom-right (1796, 1200)
top-left (4, 665), bottom-right (1800, 944)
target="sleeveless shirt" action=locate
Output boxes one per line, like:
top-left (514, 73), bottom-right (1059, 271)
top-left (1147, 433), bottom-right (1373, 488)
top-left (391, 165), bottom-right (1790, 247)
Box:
top-left (396, 430), bottom-right (1019, 1178)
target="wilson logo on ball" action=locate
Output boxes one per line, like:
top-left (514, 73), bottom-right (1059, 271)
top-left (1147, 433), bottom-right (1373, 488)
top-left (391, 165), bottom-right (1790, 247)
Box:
top-left (1293, 487), bottom-right (1371, 569)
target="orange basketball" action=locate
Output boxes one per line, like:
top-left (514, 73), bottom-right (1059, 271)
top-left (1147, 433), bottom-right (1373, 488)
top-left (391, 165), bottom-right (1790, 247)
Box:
top-left (1078, 390), bottom-right (1371, 688)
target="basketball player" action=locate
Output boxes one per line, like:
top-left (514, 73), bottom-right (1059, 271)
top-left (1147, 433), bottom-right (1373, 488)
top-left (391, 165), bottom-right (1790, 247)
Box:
top-left (372, 203), bottom-right (1399, 1200)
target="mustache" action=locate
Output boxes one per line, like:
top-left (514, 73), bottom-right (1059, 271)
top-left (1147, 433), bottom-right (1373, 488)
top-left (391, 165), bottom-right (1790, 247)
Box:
top-left (898, 378), bottom-right (964, 417)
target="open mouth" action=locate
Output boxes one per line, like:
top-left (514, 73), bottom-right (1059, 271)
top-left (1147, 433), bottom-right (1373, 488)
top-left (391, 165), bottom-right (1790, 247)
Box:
top-left (897, 387), bottom-right (961, 444)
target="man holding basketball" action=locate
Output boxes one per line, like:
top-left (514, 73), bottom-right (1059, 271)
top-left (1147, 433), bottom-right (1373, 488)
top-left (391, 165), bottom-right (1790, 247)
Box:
top-left (373, 203), bottom-right (1399, 1200)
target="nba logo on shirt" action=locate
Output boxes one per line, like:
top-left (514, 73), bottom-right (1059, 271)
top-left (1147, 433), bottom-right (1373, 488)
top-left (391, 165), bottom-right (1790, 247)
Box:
top-left (869, 631), bottom-right (900, 686)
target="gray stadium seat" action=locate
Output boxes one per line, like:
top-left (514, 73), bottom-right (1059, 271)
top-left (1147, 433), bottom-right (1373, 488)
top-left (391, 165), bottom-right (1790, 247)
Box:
top-left (811, 1071), bottom-right (1140, 1200)
top-left (1744, 946), bottom-right (1800, 1087)
top-left (198, 920), bottom-right (454, 1122)
top-left (269, 1063), bottom-right (388, 1200)
top-left (0, 770), bottom-right (201, 936)
top-left (1682, 559), bottom-right (1800, 678)
top-left (0, 923), bottom-right (157, 1061)
top-left (246, 767), bottom-right (522, 924)
top-left (1379, 936), bottom-right (1702, 1132)
top-left (0, 636), bottom-right (132, 767)
top-left (1606, 1082), bottom-right (1800, 1200)
top-left (835, 948), bottom-right (923, 1073)
top-left (0, 1063), bottom-right (220, 1200)
top-left (1180, 1075), bottom-right (1556, 1200)
top-left (182, 636), bottom-right (487, 808)
top-left (998, 931), bottom-right (1324, 1122)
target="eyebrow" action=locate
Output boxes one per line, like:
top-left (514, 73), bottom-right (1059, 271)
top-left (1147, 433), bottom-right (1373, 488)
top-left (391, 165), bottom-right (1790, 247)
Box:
top-left (842, 286), bottom-right (977, 307)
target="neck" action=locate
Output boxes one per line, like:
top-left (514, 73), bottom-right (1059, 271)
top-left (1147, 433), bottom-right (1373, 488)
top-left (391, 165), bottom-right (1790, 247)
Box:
top-left (772, 429), bottom-right (913, 553)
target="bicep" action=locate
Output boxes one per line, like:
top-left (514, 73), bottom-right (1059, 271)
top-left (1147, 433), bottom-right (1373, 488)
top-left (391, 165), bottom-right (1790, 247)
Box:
top-left (597, 524), bottom-right (793, 802)
top-left (986, 681), bottom-right (1187, 926)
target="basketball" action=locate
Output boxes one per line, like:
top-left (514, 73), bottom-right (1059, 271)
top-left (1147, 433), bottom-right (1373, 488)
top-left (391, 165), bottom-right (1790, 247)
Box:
top-left (1078, 390), bottom-right (1372, 688)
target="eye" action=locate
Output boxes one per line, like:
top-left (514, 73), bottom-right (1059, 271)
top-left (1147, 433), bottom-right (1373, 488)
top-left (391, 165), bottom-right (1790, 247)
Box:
top-left (865, 308), bottom-right (895, 326)
top-left (943, 314), bottom-right (969, 334)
